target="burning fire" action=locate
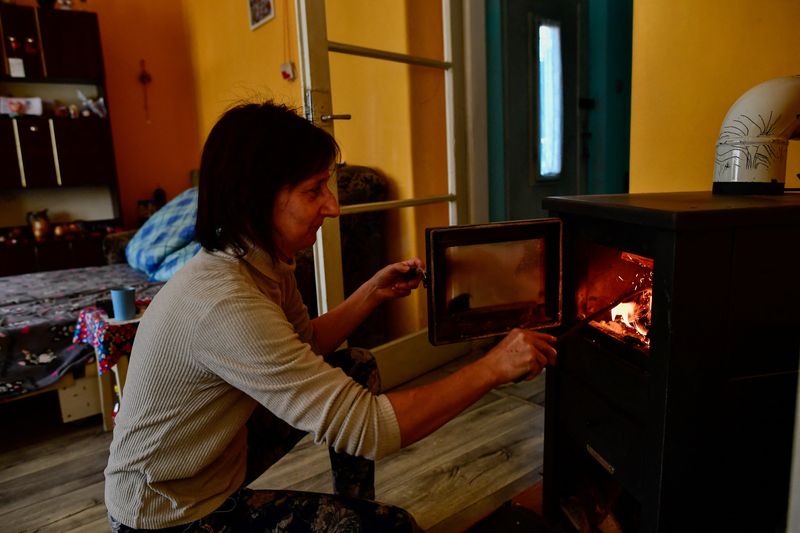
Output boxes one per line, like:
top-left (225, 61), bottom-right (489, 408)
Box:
top-left (591, 288), bottom-right (652, 350)
top-left (611, 302), bottom-right (635, 326)
top-left (589, 252), bottom-right (653, 351)
top-left (610, 292), bottom-right (651, 338)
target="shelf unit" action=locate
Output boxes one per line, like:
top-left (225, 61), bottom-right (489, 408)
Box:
top-left (0, 4), bottom-right (118, 272)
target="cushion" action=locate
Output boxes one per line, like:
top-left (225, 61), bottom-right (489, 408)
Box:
top-left (151, 241), bottom-right (202, 282)
top-left (126, 187), bottom-right (199, 278)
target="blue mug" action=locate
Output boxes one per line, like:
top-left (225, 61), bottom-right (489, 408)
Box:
top-left (110, 287), bottom-right (136, 320)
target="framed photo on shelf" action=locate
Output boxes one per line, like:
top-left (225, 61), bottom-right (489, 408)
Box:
top-left (249, 0), bottom-right (275, 30)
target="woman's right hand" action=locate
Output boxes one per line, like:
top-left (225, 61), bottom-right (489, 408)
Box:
top-left (481, 328), bottom-right (558, 385)
top-left (387, 327), bottom-right (558, 448)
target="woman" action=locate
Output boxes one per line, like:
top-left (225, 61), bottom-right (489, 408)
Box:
top-left (104, 101), bottom-right (557, 531)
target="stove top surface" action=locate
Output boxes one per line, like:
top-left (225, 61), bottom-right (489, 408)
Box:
top-left (543, 191), bottom-right (800, 229)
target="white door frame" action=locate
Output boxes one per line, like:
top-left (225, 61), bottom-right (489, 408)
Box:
top-left (294, 0), bottom-right (486, 387)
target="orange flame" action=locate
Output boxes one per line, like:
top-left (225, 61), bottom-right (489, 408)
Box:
top-left (613, 288), bottom-right (652, 338)
top-left (611, 302), bottom-right (637, 327)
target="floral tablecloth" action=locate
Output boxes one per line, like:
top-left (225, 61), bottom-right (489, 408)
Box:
top-left (72, 301), bottom-right (149, 374)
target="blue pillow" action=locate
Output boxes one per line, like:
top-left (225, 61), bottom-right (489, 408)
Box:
top-left (126, 187), bottom-right (199, 276)
top-left (151, 241), bottom-right (202, 281)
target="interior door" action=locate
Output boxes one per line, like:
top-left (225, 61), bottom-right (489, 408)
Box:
top-left (295, 0), bottom-right (468, 388)
top-left (502, 0), bottom-right (586, 220)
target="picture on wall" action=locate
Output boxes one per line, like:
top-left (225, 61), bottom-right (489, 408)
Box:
top-left (248, 0), bottom-right (275, 30)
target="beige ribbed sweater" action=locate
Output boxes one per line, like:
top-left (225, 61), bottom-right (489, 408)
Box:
top-left (104, 248), bottom-right (401, 529)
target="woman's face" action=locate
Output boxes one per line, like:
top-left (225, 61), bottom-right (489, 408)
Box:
top-left (272, 169), bottom-right (340, 261)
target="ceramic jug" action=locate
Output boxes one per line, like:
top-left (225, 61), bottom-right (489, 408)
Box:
top-left (27, 209), bottom-right (51, 242)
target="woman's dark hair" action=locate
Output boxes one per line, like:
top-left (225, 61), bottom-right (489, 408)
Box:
top-left (195, 101), bottom-right (340, 259)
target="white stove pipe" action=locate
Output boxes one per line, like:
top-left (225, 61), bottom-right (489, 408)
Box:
top-left (713, 75), bottom-right (800, 194)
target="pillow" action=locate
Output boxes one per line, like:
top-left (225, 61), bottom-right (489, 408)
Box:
top-left (151, 241), bottom-right (202, 282)
top-left (126, 187), bottom-right (198, 276)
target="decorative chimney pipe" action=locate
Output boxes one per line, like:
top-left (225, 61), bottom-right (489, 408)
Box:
top-left (713, 75), bottom-right (800, 194)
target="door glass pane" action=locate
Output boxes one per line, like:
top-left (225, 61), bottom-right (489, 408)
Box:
top-left (339, 202), bottom-right (449, 348)
top-left (538, 21), bottom-right (563, 179)
top-left (325, 0), bottom-right (444, 61)
top-left (329, 53), bottom-right (450, 200)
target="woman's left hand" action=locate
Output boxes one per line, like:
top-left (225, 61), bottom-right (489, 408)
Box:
top-left (313, 258), bottom-right (425, 354)
top-left (371, 258), bottom-right (425, 300)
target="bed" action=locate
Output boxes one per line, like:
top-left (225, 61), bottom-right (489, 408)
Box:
top-left (0, 263), bottom-right (164, 401)
top-left (0, 187), bottom-right (199, 411)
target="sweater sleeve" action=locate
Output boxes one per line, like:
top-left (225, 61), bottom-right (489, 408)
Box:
top-left (192, 287), bottom-right (401, 460)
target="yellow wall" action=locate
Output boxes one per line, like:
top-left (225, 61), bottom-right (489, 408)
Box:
top-left (74, 0), bottom-right (302, 227)
top-left (180, 0), bottom-right (302, 143)
top-left (630, 0), bottom-right (800, 193)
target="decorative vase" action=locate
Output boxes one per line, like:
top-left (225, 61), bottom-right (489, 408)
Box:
top-left (27, 209), bottom-right (51, 242)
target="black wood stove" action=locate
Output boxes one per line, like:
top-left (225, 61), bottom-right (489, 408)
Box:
top-left (542, 192), bottom-right (800, 532)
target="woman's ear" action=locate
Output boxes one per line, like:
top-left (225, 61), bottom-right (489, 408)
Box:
top-left (274, 185), bottom-right (291, 209)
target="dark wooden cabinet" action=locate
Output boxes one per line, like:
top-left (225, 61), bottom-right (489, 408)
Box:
top-left (38, 9), bottom-right (103, 82)
top-left (0, 4), bottom-right (44, 79)
top-left (1, 116), bottom-right (116, 189)
top-left (53, 117), bottom-right (115, 186)
top-left (1, 5), bottom-right (101, 82)
top-left (0, 5), bottom-right (117, 196)
top-left (14, 116), bottom-right (57, 188)
top-left (0, 242), bottom-right (36, 276)
top-left (0, 7), bottom-right (117, 277)
top-left (0, 236), bottom-right (106, 277)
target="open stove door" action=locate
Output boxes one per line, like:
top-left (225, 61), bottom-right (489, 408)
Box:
top-left (425, 218), bottom-right (562, 345)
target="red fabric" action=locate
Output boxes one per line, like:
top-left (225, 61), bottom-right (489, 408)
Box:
top-left (73, 300), bottom-right (149, 374)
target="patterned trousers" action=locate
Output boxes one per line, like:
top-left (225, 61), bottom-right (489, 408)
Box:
top-left (109, 348), bottom-right (419, 532)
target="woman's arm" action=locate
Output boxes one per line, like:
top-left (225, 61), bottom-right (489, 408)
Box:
top-left (386, 329), bottom-right (557, 448)
top-left (311, 257), bottom-right (425, 356)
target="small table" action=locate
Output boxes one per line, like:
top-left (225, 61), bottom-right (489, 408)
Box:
top-left (73, 302), bottom-right (148, 430)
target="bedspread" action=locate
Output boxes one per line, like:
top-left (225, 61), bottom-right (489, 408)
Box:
top-left (0, 263), bottom-right (163, 398)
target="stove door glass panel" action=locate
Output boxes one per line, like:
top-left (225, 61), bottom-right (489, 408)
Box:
top-left (426, 219), bottom-right (562, 345)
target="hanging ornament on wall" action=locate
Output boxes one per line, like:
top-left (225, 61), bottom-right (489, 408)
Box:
top-left (138, 59), bottom-right (153, 124)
